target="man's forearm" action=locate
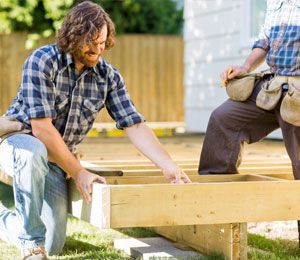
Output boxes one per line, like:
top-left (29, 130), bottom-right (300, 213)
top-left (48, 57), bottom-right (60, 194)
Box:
top-left (243, 48), bottom-right (267, 73)
top-left (31, 118), bottom-right (83, 179)
top-left (125, 123), bottom-right (178, 170)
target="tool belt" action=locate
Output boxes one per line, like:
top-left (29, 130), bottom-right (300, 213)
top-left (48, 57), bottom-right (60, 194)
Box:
top-left (0, 116), bottom-right (30, 144)
top-left (256, 75), bottom-right (300, 126)
top-left (280, 77), bottom-right (300, 126)
top-left (226, 73), bottom-right (264, 101)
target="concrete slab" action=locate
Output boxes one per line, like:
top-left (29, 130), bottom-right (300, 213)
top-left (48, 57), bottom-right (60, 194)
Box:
top-left (114, 237), bottom-right (203, 260)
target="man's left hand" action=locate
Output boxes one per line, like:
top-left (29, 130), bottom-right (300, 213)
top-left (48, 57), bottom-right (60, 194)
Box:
top-left (163, 167), bottom-right (192, 184)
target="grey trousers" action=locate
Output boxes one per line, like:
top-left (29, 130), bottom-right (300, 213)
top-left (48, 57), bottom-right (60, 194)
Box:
top-left (199, 74), bottom-right (300, 180)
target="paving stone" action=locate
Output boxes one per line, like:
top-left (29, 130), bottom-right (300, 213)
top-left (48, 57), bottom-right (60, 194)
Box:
top-left (114, 237), bottom-right (203, 260)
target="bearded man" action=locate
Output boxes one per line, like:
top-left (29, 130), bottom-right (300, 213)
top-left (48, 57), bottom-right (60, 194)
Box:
top-left (0, 1), bottom-right (190, 259)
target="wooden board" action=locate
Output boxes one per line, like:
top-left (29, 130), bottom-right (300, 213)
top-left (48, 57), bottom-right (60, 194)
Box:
top-left (66, 176), bottom-right (300, 229)
top-left (152, 223), bottom-right (247, 260)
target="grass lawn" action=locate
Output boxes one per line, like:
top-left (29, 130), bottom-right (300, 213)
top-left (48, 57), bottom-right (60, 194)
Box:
top-left (1, 182), bottom-right (300, 259)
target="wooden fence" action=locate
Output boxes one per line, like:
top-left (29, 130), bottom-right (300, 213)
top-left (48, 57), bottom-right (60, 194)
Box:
top-left (0, 33), bottom-right (183, 122)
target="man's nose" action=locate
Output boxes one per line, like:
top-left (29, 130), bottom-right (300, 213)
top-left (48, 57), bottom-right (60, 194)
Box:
top-left (91, 43), bottom-right (104, 54)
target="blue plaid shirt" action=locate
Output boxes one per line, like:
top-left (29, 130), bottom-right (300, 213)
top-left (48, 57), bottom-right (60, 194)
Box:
top-left (253, 0), bottom-right (300, 75)
top-left (6, 44), bottom-right (144, 151)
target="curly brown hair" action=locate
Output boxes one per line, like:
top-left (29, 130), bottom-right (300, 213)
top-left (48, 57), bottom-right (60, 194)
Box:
top-left (57, 1), bottom-right (115, 54)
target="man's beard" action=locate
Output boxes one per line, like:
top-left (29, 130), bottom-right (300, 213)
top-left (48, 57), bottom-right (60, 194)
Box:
top-left (73, 49), bottom-right (100, 68)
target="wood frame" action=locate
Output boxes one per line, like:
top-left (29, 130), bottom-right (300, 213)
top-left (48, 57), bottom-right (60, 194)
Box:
top-left (0, 162), bottom-right (296, 260)
top-left (69, 175), bottom-right (300, 229)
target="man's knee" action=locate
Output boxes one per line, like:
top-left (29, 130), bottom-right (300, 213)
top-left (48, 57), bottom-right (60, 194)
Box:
top-left (27, 138), bottom-right (48, 164)
top-left (209, 105), bottom-right (228, 125)
top-left (11, 135), bottom-right (48, 174)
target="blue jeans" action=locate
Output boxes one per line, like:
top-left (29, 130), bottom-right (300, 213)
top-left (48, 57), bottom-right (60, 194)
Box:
top-left (0, 134), bottom-right (68, 255)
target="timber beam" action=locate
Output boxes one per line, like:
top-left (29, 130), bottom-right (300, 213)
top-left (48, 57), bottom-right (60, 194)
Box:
top-left (69, 175), bottom-right (300, 229)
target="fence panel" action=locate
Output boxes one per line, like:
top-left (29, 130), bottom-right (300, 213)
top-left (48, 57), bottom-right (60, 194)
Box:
top-left (0, 33), bottom-right (183, 122)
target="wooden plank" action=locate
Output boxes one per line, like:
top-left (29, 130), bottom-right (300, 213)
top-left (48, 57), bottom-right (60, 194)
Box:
top-left (119, 167), bottom-right (292, 176)
top-left (174, 36), bottom-right (184, 121)
top-left (245, 174), bottom-right (289, 182)
top-left (263, 173), bottom-right (294, 180)
top-left (88, 158), bottom-right (291, 166)
top-left (80, 161), bottom-right (123, 176)
top-left (152, 223), bottom-right (247, 260)
top-left (105, 174), bottom-right (284, 185)
top-left (108, 180), bottom-right (300, 228)
top-left (106, 174), bottom-right (248, 185)
top-left (91, 161), bottom-right (291, 170)
top-left (68, 181), bottom-right (110, 229)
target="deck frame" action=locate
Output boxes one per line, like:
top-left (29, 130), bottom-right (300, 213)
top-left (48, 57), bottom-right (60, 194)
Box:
top-left (0, 162), bottom-right (297, 260)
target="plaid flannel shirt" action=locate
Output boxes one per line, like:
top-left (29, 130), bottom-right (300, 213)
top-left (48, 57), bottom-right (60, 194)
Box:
top-left (253, 0), bottom-right (300, 75)
top-left (6, 44), bottom-right (144, 152)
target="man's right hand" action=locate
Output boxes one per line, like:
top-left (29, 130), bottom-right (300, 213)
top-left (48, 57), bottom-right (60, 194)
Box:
top-left (220, 65), bottom-right (248, 86)
top-left (74, 169), bottom-right (106, 204)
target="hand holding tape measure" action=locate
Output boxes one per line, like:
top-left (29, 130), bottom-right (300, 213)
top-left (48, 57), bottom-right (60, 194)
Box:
top-left (220, 66), bottom-right (248, 87)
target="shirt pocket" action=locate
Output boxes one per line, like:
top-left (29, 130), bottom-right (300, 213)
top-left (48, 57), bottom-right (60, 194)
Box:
top-left (55, 94), bottom-right (69, 118)
top-left (80, 99), bottom-right (104, 126)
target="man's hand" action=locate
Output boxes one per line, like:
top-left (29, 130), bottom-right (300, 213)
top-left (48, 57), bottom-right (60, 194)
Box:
top-left (220, 66), bottom-right (248, 86)
top-left (163, 167), bottom-right (192, 184)
top-left (74, 169), bottom-right (106, 204)
top-left (220, 48), bottom-right (267, 86)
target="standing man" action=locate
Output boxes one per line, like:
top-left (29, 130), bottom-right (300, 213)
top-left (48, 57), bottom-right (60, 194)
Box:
top-left (0, 1), bottom-right (191, 259)
top-left (199, 0), bottom-right (300, 177)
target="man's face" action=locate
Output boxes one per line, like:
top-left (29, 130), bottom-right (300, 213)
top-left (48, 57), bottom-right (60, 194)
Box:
top-left (73, 25), bottom-right (108, 71)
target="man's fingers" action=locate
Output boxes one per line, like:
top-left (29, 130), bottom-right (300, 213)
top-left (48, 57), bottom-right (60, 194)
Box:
top-left (175, 172), bottom-right (180, 183)
top-left (171, 179), bottom-right (184, 184)
top-left (79, 185), bottom-right (91, 204)
top-left (94, 176), bottom-right (106, 184)
top-left (179, 171), bottom-right (192, 183)
top-left (182, 174), bottom-right (192, 183)
top-left (220, 72), bottom-right (228, 86)
top-left (221, 67), bottom-right (234, 86)
top-left (87, 183), bottom-right (92, 195)
top-left (227, 71), bottom-right (238, 80)
top-left (76, 182), bottom-right (92, 204)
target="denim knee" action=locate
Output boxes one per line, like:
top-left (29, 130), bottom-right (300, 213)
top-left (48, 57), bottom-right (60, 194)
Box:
top-left (14, 136), bottom-right (48, 176)
top-left (27, 136), bottom-right (47, 158)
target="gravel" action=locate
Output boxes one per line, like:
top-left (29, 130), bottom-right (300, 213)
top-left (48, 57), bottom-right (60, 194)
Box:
top-left (248, 221), bottom-right (299, 241)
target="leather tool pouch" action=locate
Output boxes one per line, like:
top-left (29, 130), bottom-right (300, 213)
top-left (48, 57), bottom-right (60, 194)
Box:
top-left (256, 76), bottom-right (284, 110)
top-left (0, 116), bottom-right (29, 143)
top-left (226, 73), bottom-right (262, 101)
top-left (280, 81), bottom-right (300, 126)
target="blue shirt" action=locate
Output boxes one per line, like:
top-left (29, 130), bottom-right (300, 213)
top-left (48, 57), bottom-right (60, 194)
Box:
top-left (253, 0), bottom-right (300, 75)
top-left (6, 44), bottom-right (144, 151)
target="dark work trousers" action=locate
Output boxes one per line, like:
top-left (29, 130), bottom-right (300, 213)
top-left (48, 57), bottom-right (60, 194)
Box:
top-left (199, 74), bottom-right (300, 180)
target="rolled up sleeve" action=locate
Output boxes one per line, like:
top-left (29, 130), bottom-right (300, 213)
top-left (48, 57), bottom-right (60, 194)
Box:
top-left (105, 69), bottom-right (145, 129)
top-left (21, 51), bottom-right (56, 119)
